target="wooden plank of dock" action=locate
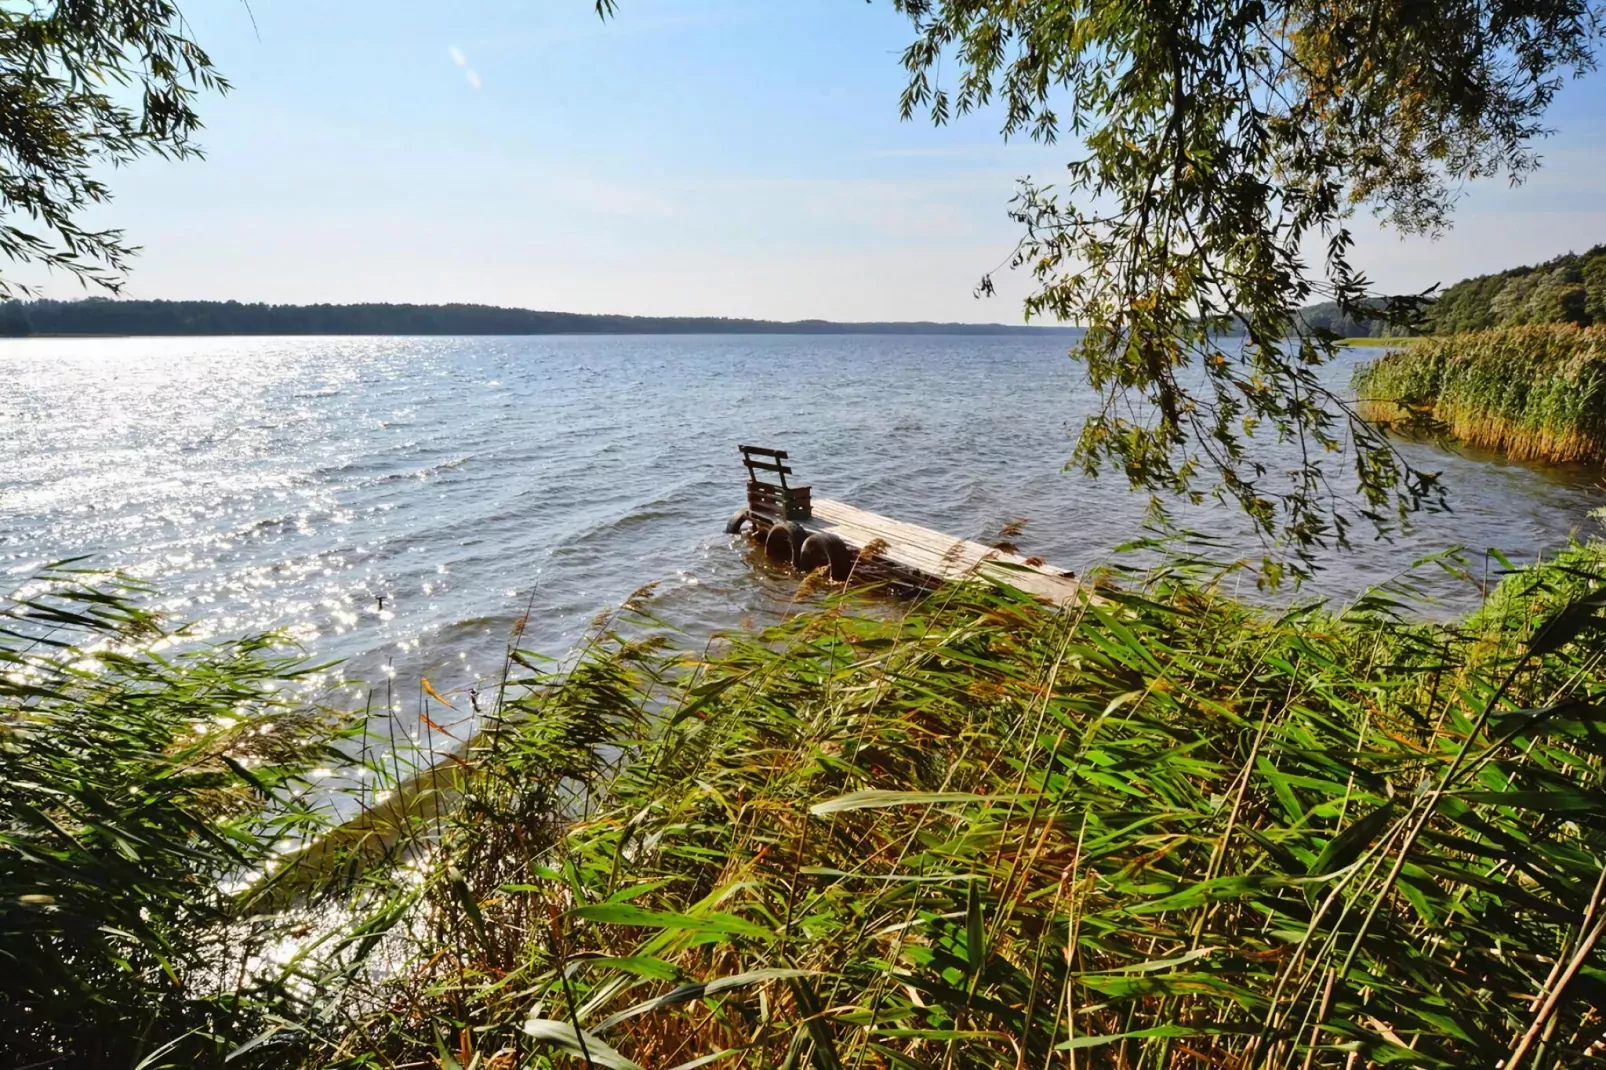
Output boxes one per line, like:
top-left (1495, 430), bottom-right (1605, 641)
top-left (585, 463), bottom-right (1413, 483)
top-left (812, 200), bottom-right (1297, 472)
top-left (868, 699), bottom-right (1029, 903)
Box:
top-left (799, 497), bottom-right (1082, 606)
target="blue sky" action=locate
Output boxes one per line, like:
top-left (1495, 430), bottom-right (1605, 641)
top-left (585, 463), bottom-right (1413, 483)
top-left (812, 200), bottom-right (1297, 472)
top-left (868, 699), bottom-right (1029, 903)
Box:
top-left (39, 0), bottom-right (1606, 322)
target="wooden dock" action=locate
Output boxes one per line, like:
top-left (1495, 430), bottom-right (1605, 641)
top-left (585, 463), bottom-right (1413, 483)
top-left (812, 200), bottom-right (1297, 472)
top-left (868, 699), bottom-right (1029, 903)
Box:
top-left (809, 498), bottom-right (1080, 604)
top-left (732, 445), bottom-right (1081, 606)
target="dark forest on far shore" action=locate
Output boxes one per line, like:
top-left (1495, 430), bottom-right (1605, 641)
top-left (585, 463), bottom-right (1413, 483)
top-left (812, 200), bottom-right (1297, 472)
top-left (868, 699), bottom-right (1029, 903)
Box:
top-left (0, 298), bottom-right (1081, 338)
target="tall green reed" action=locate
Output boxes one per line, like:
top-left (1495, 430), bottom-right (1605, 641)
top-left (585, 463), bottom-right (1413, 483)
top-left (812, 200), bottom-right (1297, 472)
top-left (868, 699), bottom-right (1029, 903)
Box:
top-left (11, 545), bottom-right (1606, 1067)
top-left (310, 544), bottom-right (1606, 1069)
top-left (0, 565), bottom-right (357, 1067)
top-left (1353, 325), bottom-right (1606, 464)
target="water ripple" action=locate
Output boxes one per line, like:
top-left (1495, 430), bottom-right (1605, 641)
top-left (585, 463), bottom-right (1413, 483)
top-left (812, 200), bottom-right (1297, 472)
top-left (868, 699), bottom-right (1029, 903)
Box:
top-left (2, 332), bottom-right (1602, 722)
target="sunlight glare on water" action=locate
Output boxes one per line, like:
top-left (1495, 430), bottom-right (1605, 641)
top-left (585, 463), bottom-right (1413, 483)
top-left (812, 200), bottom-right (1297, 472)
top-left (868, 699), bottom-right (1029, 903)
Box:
top-left (4, 333), bottom-right (1602, 748)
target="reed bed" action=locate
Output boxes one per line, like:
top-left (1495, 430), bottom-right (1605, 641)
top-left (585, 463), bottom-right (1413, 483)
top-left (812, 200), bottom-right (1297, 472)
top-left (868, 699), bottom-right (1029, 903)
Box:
top-left (12, 548), bottom-right (1606, 1067)
top-left (297, 544), bottom-right (1606, 1069)
top-left (1352, 324), bottom-right (1606, 464)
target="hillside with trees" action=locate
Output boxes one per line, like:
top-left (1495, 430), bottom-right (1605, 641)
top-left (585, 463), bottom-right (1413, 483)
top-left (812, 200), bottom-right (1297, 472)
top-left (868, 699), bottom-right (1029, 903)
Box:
top-left (1293, 245), bottom-right (1606, 338)
top-left (1296, 298), bottom-right (1400, 337)
top-left (1421, 243), bottom-right (1606, 333)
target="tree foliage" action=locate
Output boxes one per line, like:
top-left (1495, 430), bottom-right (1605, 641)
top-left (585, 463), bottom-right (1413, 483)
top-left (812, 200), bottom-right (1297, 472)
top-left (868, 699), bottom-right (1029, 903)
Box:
top-left (1424, 243), bottom-right (1606, 333)
top-left (1296, 298), bottom-right (1402, 339)
top-left (887, 0), bottom-right (1601, 576)
top-left (0, 0), bottom-right (226, 297)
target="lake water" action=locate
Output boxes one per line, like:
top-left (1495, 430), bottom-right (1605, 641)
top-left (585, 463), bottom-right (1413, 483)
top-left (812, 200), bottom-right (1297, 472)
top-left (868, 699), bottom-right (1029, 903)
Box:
top-left (4, 334), bottom-right (1602, 735)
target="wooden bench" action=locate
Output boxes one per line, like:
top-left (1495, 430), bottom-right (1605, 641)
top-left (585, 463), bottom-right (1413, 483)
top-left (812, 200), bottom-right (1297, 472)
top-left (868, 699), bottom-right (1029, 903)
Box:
top-left (739, 444), bottom-right (812, 522)
top-left (728, 444), bottom-right (1083, 605)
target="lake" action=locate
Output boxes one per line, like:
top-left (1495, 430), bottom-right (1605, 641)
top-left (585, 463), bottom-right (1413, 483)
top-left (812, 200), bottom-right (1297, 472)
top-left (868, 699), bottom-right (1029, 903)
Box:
top-left (4, 333), bottom-right (1601, 740)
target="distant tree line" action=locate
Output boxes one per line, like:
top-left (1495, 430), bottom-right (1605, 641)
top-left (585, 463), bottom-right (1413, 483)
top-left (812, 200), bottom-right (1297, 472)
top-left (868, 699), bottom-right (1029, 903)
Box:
top-left (5, 253), bottom-right (1600, 340)
top-left (0, 298), bottom-right (1077, 338)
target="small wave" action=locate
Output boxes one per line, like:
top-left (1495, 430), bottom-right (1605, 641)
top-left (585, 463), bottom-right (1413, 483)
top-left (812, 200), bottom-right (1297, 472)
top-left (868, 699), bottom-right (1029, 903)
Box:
top-left (422, 612), bottom-right (528, 644)
top-left (234, 514), bottom-right (301, 537)
top-left (362, 456), bottom-right (471, 486)
top-left (575, 507), bottom-right (680, 543)
top-left (423, 455), bottom-right (469, 475)
top-left (549, 477), bottom-right (720, 549)
top-left (302, 451), bottom-right (471, 489)
top-left (302, 457), bottom-right (367, 481)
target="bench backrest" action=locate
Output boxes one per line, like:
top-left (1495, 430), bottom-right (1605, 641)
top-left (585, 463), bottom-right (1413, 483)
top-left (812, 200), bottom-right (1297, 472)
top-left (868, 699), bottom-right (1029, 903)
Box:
top-left (738, 444), bottom-right (792, 491)
top-left (738, 444), bottom-right (812, 521)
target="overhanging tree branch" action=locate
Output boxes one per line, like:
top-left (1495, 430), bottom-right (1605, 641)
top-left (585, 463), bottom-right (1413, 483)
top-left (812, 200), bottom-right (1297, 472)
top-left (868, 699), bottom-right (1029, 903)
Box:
top-left (891, 0), bottom-right (1600, 579)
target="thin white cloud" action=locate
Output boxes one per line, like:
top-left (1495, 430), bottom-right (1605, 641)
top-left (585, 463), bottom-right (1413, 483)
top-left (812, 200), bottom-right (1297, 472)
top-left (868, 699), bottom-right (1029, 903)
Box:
top-left (447, 45), bottom-right (480, 89)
